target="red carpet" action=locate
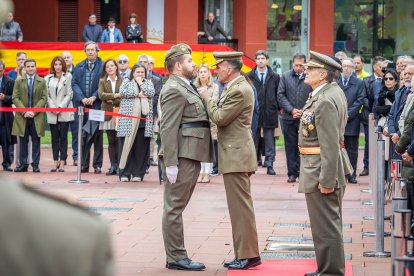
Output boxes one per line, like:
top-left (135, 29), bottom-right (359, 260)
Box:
top-left (227, 259), bottom-right (353, 276)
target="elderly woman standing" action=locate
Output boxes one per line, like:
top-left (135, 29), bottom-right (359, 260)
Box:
top-left (117, 62), bottom-right (155, 182)
top-left (45, 56), bottom-right (74, 172)
top-left (99, 59), bottom-right (122, 176)
top-left (194, 64), bottom-right (219, 183)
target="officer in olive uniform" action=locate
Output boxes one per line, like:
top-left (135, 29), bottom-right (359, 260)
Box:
top-left (199, 52), bottom-right (261, 270)
top-left (159, 43), bottom-right (213, 271)
top-left (0, 175), bottom-right (113, 276)
top-left (299, 51), bottom-right (352, 276)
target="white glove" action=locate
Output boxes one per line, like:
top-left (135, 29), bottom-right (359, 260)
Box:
top-left (166, 166), bottom-right (178, 184)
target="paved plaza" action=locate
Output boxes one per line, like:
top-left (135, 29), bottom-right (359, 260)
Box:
top-left (8, 148), bottom-right (392, 276)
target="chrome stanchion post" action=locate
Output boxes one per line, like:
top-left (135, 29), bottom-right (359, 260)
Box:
top-left (69, 106), bottom-right (89, 184)
top-left (362, 114), bottom-right (376, 203)
top-left (363, 139), bottom-right (391, 257)
top-left (392, 209), bottom-right (411, 275)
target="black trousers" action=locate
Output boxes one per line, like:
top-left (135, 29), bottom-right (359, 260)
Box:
top-left (254, 128), bottom-right (275, 167)
top-left (344, 135), bottom-right (359, 178)
top-left (212, 139), bottom-right (218, 173)
top-left (81, 129), bottom-right (103, 169)
top-left (70, 112), bottom-right (78, 161)
top-left (20, 119), bottom-right (40, 167)
top-left (118, 128), bottom-right (150, 179)
top-left (0, 124), bottom-right (11, 168)
top-left (50, 122), bottom-right (69, 161)
top-left (106, 130), bottom-right (118, 167)
top-left (280, 119), bottom-right (300, 177)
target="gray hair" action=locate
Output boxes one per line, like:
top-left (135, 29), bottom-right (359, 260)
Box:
top-left (84, 41), bottom-right (100, 52)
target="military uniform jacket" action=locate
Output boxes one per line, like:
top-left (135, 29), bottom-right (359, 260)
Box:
top-left (204, 75), bottom-right (257, 174)
top-left (298, 83), bottom-right (352, 193)
top-left (159, 75), bottom-right (213, 166)
top-left (12, 75), bottom-right (47, 137)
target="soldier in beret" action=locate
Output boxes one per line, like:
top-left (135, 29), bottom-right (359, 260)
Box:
top-left (159, 43), bottom-right (213, 271)
top-left (299, 51), bottom-right (352, 276)
top-left (199, 52), bottom-right (261, 270)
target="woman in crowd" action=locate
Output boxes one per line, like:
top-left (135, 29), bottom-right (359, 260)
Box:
top-left (98, 59), bottom-right (122, 176)
top-left (377, 69), bottom-right (399, 121)
top-left (194, 64), bottom-right (219, 183)
top-left (45, 56), bottom-right (74, 172)
top-left (125, 13), bottom-right (143, 43)
top-left (117, 62), bottom-right (154, 182)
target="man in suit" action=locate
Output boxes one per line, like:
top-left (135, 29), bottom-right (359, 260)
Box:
top-left (159, 43), bottom-right (213, 271)
top-left (246, 50), bottom-right (280, 175)
top-left (203, 12), bottom-right (231, 41)
top-left (72, 41), bottom-right (104, 174)
top-left (0, 60), bottom-right (16, 171)
top-left (338, 57), bottom-right (364, 184)
top-left (299, 51), bottom-right (352, 276)
top-left (0, 174), bottom-right (113, 275)
top-left (277, 53), bottom-right (312, 183)
top-left (12, 58), bottom-right (47, 173)
top-left (200, 52), bottom-right (261, 270)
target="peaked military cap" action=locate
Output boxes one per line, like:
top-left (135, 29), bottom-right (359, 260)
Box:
top-left (165, 43), bottom-right (192, 61)
top-left (212, 51), bottom-right (244, 66)
top-left (303, 50), bottom-right (342, 73)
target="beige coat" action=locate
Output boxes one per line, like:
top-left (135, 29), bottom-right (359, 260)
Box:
top-left (12, 75), bottom-right (47, 137)
top-left (159, 75), bottom-right (213, 166)
top-left (298, 83), bottom-right (352, 193)
top-left (45, 73), bottom-right (74, 124)
top-left (204, 75), bottom-right (257, 174)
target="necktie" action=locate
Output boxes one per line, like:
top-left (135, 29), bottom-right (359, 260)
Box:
top-left (189, 81), bottom-right (198, 93)
top-left (88, 62), bottom-right (94, 71)
top-left (402, 90), bottom-right (409, 103)
top-left (28, 77), bottom-right (33, 108)
top-left (260, 73), bottom-right (264, 85)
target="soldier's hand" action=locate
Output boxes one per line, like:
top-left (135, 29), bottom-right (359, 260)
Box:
top-left (318, 183), bottom-right (334, 194)
top-left (402, 152), bottom-right (413, 161)
top-left (166, 166), bottom-right (178, 184)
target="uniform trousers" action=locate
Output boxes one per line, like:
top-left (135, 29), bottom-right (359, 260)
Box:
top-left (162, 157), bottom-right (201, 262)
top-left (223, 172), bottom-right (259, 259)
top-left (305, 187), bottom-right (345, 276)
top-left (344, 135), bottom-right (359, 178)
top-left (280, 119), bottom-right (300, 177)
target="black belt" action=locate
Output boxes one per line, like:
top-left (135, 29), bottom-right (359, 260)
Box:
top-left (179, 122), bottom-right (210, 129)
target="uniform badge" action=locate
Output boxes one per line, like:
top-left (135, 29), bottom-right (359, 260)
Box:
top-left (302, 129), bottom-right (309, 137)
top-left (300, 109), bottom-right (315, 137)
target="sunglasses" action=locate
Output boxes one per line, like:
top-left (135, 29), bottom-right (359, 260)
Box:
top-left (384, 77), bottom-right (395, 81)
top-left (118, 60), bottom-right (128, 64)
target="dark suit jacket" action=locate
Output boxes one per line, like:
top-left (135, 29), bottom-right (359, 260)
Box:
top-left (72, 57), bottom-right (104, 110)
top-left (0, 75), bottom-right (16, 144)
top-left (388, 86), bottom-right (409, 135)
top-left (338, 75), bottom-right (364, 136)
top-left (203, 19), bottom-right (228, 38)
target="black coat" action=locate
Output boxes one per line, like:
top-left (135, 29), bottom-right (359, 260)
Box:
top-left (247, 66), bottom-right (280, 128)
top-left (338, 75), bottom-right (365, 136)
top-left (0, 75), bottom-right (17, 144)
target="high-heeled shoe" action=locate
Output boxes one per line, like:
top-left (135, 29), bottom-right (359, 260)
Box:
top-left (58, 160), bottom-right (65, 172)
top-left (50, 161), bottom-right (60, 172)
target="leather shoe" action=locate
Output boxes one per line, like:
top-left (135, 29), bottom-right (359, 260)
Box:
top-left (267, 167), bottom-right (276, 175)
top-left (228, 256), bottom-right (261, 270)
top-left (287, 176), bottom-right (297, 183)
top-left (81, 167), bottom-right (89, 173)
top-left (223, 258), bottom-right (237, 267)
top-left (257, 160), bottom-right (262, 166)
top-left (14, 166), bottom-right (28, 172)
top-left (166, 258), bottom-right (206, 271)
top-left (94, 167), bottom-right (102, 174)
top-left (3, 167), bottom-right (12, 172)
top-left (73, 160), bottom-right (78, 166)
top-left (32, 166), bottom-right (40, 173)
top-left (106, 166), bottom-right (117, 176)
top-left (304, 271), bottom-right (320, 276)
top-left (359, 168), bottom-right (369, 176)
top-left (348, 176), bottom-right (358, 184)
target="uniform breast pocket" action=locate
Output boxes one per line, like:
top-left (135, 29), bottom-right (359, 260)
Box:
top-left (221, 140), bottom-right (242, 150)
top-left (183, 97), bottom-right (200, 116)
top-left (302, 154), bottom-right (321, 168)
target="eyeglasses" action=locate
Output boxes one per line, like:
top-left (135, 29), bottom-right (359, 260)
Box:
top-left (384, 77), bottom-right (395, 81)
top-left (118, 60), bottom-right (128, 64)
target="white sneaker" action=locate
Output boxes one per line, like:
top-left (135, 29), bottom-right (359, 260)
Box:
top-left (120, 177), bottom-right (129, 182)
top-left (132, 177), bottom-right (142, 182)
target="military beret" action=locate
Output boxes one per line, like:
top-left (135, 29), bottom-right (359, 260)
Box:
top-left (212, 51), bottom-right (244, 66)
top-left (164, 43), bottom-right (192, 61)
top-left (303, 50), bottom-right (342, 73)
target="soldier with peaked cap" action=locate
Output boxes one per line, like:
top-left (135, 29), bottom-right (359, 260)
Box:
top-left (159, 43), bottom-right (213, 271)
top-left (299, 51), bottom-right (352, 276)
top-left (199, 52), bottom-right (261, 270)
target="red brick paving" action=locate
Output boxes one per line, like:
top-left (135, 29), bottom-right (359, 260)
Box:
top-left (7, 148), bottom-right (392, 275)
